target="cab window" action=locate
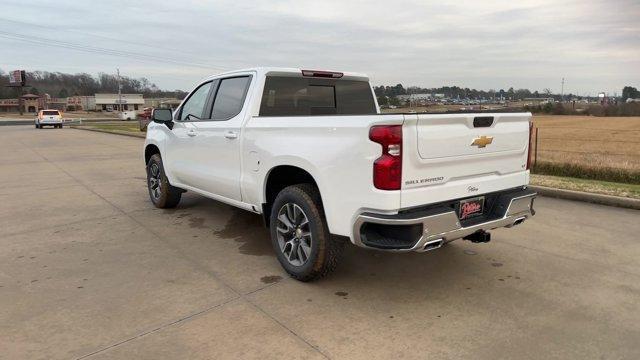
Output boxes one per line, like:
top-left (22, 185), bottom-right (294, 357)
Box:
top-left (210, 76), bottom-right (251, 120)
top-left (178, 82), bottom-right (213, 121)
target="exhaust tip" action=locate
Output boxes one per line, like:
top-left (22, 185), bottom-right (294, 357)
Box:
top-left (421, 238), bottom-right (444, 252)
top-left (513, 217), bottom-right (526, 226)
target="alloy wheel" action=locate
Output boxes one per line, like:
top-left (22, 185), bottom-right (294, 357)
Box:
top-left (276, 203), bottom-right (312, 266)
top-left (148, 163), bottom-right (162, 200)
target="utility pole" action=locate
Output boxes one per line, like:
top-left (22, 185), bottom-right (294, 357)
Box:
top-left (117, 68), bottom-right (122, 115)
top-left (561, 77), bottom-right (565, 103)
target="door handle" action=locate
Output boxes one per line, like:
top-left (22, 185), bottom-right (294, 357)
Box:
top-left (187, 129), bottom-right (197, 137)
top-left (224, 131), bottom-right (238, 139)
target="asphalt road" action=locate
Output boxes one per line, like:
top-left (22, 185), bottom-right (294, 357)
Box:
top-left (1, 126), bottom-right (639, 360)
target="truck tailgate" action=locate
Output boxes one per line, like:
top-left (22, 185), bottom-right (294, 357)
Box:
top-left (401, 113), bottom-right (531, 209)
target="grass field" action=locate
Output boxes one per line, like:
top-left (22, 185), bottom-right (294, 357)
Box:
top-left (532, 115), bottom-right (640, 183)
top-left (88, 123), bottom-right (142, 132)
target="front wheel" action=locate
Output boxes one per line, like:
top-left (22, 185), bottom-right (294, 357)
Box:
top-left (146, 154), bottom-right (182, 208)
top-left (270, 184), bottom-right (345, 281)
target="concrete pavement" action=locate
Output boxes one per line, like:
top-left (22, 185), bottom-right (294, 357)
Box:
top-left (1, 125), bottom-right (639, 359)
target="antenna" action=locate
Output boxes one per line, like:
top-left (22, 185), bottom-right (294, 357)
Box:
top-left (561, 77), bottom-right (565, 102)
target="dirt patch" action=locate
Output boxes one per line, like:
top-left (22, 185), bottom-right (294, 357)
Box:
top-left (213, 209), bottom-right (272, 256)
top-left (188, 217), bottom-right (206, 229)
top-left (260, 275), bottom-right (282, 284)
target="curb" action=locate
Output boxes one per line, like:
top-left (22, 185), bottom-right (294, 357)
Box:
top-left (0, 118), bottom-right (124, 126)
top-left (69, 126), bottom-right (146, 139)
top-left (529, 185), bottom-right (640, 210)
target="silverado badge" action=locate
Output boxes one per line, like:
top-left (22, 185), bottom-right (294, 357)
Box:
top-left (471, 135), bottom-right (493, 148)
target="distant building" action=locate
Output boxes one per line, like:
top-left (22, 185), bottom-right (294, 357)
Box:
top-left (95, 93), bottom-right (144, 111)
top-left (67, 96), bottom-right (96, 111)
top-left (0, 98), bottom-right (20, 112)
top-left (523, 97), bottom-right (554, 105)
top-left (144, 97), bottom-right (181, 109)
top-left (410, 93), bottom-right (432, 101)
top-left (396, 95), bottom-right (411, 103)
top-left (0, 94), bottom-right (49, 113)
top-left (0, 93), bottom-right (146, 113)
top-left (47, 97), bottom-right (67, 111)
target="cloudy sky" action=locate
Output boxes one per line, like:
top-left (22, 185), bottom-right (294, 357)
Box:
top-left (1, 0), bottom-right (638, 95)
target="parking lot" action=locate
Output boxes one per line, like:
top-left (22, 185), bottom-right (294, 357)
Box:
top-left (1, 125), bottom-right (639, 359)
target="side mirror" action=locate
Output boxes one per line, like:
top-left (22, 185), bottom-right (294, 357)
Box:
top-left (151, 108), bottom-right (173, 129)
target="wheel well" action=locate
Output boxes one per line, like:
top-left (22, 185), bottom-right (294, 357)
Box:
top-left (144, 144), bottom-right (160, 164)
top-left (263, 165), bottom-right (319, 227)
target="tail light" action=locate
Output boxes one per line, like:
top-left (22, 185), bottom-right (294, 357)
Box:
top-left (526, 121), bottom-right (533, 170)
top-left (369, 125), bottom-right (402, 190)
top-left (301, 70), bottom-right (343, 78)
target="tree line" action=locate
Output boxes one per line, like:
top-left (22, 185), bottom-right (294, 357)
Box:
top-left (0, 69), bottom-right (187, 100)
top-left (374, 83), bottom-right (597, 102)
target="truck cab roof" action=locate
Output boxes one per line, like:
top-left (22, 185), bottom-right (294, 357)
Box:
top-left (202, 67), bottom-right (370, 82)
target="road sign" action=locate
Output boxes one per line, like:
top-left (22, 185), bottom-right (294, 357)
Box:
top-left (8, 70), bottom-right (26, 87)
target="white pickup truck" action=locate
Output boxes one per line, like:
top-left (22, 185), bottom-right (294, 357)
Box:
top-left (144, 67), bottom-right (536, 281)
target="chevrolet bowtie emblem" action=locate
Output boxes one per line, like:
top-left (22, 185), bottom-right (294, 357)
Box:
top-left (471, 136), bottom-right (493, 148)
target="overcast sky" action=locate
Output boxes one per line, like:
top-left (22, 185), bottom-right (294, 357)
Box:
top-left (1, 0), bottom-right (638, 95)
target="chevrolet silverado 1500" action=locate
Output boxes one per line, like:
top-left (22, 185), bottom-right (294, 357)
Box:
top-left (144, 67), bottom-right (536, 281)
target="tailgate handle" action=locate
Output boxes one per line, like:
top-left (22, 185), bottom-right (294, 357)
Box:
top-left (473, 116), bottom-right (494, 128)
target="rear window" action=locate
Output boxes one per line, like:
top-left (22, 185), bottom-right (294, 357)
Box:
top-left (43, 110), bottom-right (60, 116)
top-left (259, 76), bottom-right (376, 116)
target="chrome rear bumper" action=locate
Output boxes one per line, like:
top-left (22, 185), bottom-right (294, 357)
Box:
top-left (352, 188), bottom-right (536, 252)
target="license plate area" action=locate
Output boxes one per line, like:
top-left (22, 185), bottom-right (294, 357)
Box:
top-left (458, 196), bottom-right (485, 220)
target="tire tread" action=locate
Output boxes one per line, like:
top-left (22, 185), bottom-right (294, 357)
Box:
top-left (272, 183), bottom-right (345, 282)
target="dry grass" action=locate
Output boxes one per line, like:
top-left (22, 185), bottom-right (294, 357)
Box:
top-left (532, 116), bottom-right (640, 178)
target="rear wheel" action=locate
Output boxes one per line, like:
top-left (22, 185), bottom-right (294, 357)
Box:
top-left (270, 184), bottom-right (345, 281)
top-left (146, 154), bottom-right (182, 208)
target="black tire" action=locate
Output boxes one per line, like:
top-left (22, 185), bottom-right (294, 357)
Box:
top-left (269, 184), bottom-right (345, 282)
top-left (35, 124), bottom-right (39, 129)
top-left (146, 153), bottom-right (182, 208)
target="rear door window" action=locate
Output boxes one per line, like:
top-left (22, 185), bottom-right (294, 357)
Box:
top-left (210, 76), bottom-right (252, 120)
top-left (259, 76), bottom-right (376, 116)
top-left (43, 110), bottom-right (60, 116)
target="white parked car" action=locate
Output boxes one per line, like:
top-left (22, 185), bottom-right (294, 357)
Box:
top-left (144, 67), bottom-right (536, 281)
top-left (35, 109), bottom-right (64, 128)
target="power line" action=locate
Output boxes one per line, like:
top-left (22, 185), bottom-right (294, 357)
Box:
top-left (0, 30), bottom-right (230, 71)
top-left (0, 17), bottom-right (186, 55)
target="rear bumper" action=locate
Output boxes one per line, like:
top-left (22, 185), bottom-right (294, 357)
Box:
top-left (38, 120), bottom-right (63, 124)
top-left (352, 187), bottom-right (536, 252)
